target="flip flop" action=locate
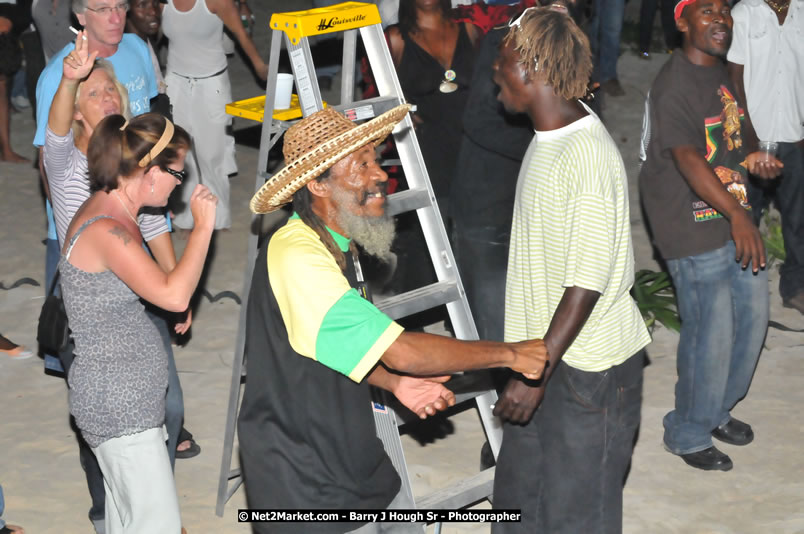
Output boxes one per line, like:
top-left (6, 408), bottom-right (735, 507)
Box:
top-left (1, 345), bottom-right (33, 360)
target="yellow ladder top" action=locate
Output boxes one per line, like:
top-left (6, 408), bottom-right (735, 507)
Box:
top-left (269, 1), bottom-right (381, 44)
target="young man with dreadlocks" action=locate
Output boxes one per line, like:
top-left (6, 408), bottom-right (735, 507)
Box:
top-left (489, 8), bottom-right (651, 533)
top-left (237, 105), bottom-right (548, 533)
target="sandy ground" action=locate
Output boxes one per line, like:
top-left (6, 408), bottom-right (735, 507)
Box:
top-left (2, 2), bottom-right (804, 533)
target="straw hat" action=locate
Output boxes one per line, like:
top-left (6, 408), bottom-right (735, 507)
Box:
top-left (249, 103), bottom-right (412, 214)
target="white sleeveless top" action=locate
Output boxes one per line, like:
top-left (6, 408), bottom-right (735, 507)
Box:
top-left (162, 0), bottom-right (227, 77)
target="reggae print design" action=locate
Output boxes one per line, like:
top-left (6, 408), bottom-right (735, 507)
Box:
top-left (693, 86), bottom-right (750, 223)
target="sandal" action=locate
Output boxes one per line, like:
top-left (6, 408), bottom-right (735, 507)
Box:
top-left (176, 427), bottom-right (201, 459)
top-left (0, 524), bottom-right (25, 534)
top-left (176, 439), bottom-right (201, 459)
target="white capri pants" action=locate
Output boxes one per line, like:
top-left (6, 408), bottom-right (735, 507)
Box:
top-left (166, 69), bottom-right (235, 230)
top-left (93, 426), bottom-right (181, 533)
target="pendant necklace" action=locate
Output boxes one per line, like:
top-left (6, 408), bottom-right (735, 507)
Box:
top-left (112, 191), bottom-right (139, 225)
top-left (439, 69), bottom-right (457, 94)
top-left (765, 0), bottom-right (789, 12)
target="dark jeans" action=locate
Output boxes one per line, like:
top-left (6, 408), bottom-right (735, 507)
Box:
top-left (452, 226), bottom-right (510, 342)
top-left (492, 352), bottom-right (644, 534)
top-left (747, 141), bottom-right (804, 301)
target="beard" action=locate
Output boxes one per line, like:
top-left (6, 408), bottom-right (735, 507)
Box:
top-left (332, 188), bottom-right (397, 263)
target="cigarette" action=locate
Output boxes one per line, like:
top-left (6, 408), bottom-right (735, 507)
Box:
top-left (69, 26), bottom-right (88, 40)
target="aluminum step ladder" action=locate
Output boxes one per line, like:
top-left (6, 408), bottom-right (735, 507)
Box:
top-left (216, 1), bottom-right (503, 518)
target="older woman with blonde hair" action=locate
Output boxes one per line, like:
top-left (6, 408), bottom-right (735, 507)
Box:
top-left (60, 110), bottom-right (216, 532)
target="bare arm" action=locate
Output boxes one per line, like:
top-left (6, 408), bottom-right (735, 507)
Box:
top-left (147, 231), bottom-right (177, 273)
top-left (90, 186), bottom-right (216, 311)
top-left (381, 331), bottom-right (547, 379)
top-left (386, 26), bottom-right (404, 67)
top-left (209, 0), bottom-right (267, 80)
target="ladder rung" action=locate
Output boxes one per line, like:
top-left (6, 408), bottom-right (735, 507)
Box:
top-left (416, 467), bottom-right (495, 510)
top-left (332, 95), bottom-right (404, 119)
top-left (385, 188), bottom-right (431, 216)
top-left (375, 281), bottom-right (459, 320)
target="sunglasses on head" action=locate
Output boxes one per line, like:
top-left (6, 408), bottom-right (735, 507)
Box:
top-left (508, 5), bottom-right (537, 28)
top-left (163, 167), bottom-right (187, 182)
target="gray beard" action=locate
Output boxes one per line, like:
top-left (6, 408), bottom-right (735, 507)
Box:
top-left (333, 193), bottom-right (396, 262)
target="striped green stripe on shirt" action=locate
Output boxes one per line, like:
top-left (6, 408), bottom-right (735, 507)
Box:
top-left (504, 115), bottom-right (650, 372)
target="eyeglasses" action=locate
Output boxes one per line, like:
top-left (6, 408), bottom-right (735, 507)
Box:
top-left (86, 2), bottom-right (130, 16)
top-left (163, 167), bottom-right (187, 182)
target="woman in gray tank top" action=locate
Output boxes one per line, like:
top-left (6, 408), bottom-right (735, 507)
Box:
top-left (60, 110), bottom-right (217, 533)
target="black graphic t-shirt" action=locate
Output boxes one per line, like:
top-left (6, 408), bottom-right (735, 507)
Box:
top-left (640, 52), bottom-right (751, 260)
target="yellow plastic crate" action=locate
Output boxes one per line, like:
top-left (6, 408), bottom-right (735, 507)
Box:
top-left (225, 94), bottom-right (328, 123)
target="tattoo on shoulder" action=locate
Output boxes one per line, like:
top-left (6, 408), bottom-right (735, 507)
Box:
top-left (109, 226), bottom-right (132, 245)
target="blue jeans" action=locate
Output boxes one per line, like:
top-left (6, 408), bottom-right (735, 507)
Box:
top-left (0, 483), bottom-right (5, 529)
top-left (587, 0), bottom-right (626, 83)
top-left (145, 308), bottom-right (184, 469)
top-left (492, 352), bottom-right (644, 534)
top-left (663, 241), bottom-right (768, 455)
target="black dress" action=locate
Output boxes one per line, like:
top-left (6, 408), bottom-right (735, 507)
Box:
top-left (396, 24), bottom-right (475, 204)
top-left (387, 24), bottom-right (475, 301)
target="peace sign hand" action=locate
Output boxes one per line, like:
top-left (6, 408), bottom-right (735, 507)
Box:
top-left (62, 30), bottom-right (98, 81)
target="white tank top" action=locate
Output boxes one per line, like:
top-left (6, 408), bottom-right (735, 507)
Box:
top-left (162, 0), bottom-right (227, 77)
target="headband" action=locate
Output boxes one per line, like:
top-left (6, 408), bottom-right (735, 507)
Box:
top-left (674, 0), bottom-right (697, 20)
top-left (137, 119), bottom-right (175, 168)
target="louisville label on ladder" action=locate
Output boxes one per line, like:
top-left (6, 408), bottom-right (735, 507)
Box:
top-left (217, 1), bottom-right (503, 519)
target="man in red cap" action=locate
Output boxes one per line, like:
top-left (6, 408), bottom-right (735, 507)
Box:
top-left (640, 0), bottom-right (781, 472)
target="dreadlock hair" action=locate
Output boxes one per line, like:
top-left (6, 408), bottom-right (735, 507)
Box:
top-left (504, 7), bottom-right (593, 101)
top-left (292, 167), bottom-right (350, 271)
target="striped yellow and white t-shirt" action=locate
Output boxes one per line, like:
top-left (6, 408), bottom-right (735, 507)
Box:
top-left (504, 112), bottom-right (651, 372)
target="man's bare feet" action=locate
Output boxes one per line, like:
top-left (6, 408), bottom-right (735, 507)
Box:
top-left (1, 524), bottom-right (25, 534)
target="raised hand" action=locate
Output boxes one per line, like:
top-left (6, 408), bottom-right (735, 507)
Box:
top-left (393, 375), bottom-right (456, 419)
top-left (189, 184), bottom-right (218, 231)
top-left (63, 30), bottom-right (98, 81)
top-left (509, 338), bottom-right (548, 380)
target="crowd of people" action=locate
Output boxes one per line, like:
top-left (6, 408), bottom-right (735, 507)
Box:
top-left (0, 0), bottom-right (801, 532)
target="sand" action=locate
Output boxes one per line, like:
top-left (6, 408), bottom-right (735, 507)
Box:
top-left (1, 2), bottom-right (803, 533)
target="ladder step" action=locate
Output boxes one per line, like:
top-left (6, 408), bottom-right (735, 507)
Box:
top-left (333, 95), bottom-right (405, 120)
top-left (374, 281), bottom-right (459, 320)
top-left (416, 467), bottom-right (495, 510)
top-left (385, 187), bottom-right (431, 216)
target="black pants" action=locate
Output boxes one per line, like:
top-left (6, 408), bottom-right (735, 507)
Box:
top-left (492, 352), bottom-right (645, 534)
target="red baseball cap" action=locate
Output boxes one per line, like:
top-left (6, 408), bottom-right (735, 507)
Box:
top-left (674, 0), bottom-right (697, 20)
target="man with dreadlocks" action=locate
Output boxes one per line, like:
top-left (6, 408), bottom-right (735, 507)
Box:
top-left (236, 104), bottom-right (548, 533)
top-left (488, 8), bottom-right (650, 533)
